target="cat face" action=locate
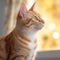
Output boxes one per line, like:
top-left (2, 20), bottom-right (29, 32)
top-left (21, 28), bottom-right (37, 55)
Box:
top-left (24, 11), bottom-right (44, 31)
top-left (18, 3), bottom-right (45, 32)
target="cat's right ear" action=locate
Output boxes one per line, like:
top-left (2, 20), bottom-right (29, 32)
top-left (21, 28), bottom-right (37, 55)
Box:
top-left (29, 2), bottom-right (35, 11)
top-left (18, 3), bottom-right (27, 17)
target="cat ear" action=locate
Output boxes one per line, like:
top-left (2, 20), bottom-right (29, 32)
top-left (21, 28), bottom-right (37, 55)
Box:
top-left (18, 3), bottom-right (27, 17)
top-left (29, 2), bottom-right (36, 11)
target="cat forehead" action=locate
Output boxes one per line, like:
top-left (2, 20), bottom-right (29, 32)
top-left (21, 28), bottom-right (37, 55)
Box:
top-left (28, 11), bottom-right (42, 21)
top-left (28, 11), bottom-right (40, 17)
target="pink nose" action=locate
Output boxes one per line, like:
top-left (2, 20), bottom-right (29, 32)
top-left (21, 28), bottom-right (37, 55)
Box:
top-left (39, 20), bottom-right (45, 24)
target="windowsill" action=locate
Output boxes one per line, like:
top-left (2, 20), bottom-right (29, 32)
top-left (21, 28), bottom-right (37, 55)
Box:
top-left (35, 50), bottom-right (60, 60)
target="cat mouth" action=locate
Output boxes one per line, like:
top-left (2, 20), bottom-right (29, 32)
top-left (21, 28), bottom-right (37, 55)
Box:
top-left (32, 22), bottom-right (44, 31)
top-left (38, 23), bottom-right (44, 30)
top-left (37, 20), bottom-right (45, 30)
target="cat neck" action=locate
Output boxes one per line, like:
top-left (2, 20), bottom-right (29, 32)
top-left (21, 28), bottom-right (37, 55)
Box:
top-left (15, 23), bottom-right (36, 41)
top-left (16, 27), bottom-right (36, 41)
top-left (21, 28), bottom-right (36, 40)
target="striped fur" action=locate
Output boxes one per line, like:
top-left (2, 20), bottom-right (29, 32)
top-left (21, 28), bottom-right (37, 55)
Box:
top-left (5, 8), bottom-right (44, 60)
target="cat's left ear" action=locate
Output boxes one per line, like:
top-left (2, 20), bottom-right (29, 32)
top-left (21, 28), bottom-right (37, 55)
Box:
top-left (18, 3), bottom-right (27, 17)
top-left (29, 2), bottom-right (36, 11)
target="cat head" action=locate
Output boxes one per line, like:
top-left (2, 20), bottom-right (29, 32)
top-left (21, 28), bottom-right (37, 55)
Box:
top-left (17, 3), bottom-right (45, 32)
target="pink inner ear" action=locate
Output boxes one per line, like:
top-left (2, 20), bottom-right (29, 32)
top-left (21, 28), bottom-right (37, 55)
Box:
top-left (18, 3), bottom-right (27, 17)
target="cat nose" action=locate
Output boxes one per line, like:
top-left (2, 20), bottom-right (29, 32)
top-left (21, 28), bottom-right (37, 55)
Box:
top-left (39, 19), bottom-right (45, 24)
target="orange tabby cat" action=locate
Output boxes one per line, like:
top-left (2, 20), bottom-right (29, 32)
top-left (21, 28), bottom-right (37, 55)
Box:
top-left (0, 3), bottom-right (44, 60)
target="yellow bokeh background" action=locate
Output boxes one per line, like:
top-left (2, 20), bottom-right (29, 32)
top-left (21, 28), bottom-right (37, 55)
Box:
top-left (35, 0), bottom-right (60, 51)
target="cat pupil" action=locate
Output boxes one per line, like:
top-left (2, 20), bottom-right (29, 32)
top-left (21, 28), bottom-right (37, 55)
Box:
top-left (34, 16), bottom-right (39, 20)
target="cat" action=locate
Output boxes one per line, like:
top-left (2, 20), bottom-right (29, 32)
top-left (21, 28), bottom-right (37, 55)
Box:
top-left (0, 2), bottom-right (44, 60)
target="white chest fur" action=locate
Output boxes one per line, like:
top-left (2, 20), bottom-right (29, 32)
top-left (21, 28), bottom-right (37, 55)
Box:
top-left (20, 29), bottom-right (36, 60)
top-left (16, 27), bottom-right (37, 60)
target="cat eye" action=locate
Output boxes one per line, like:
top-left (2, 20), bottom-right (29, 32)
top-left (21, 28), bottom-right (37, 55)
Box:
top-left (34, 15), bottom-right (41, 20)
top-left (34, 16), bottom-right (39, 20)
top-left (32, 18), bottom-right (39, 23)
top-left (34, 15), bottom-right (42, 21)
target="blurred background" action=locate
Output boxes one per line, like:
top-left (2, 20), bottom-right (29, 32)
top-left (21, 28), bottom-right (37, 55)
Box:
top-left (27, 0), bottom-right (60, 51)
top-left (36, 0), bottom-right (60, 51)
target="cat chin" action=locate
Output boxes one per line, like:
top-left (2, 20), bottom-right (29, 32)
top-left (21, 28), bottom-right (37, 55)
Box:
top-left (32, 24), bottom-right (44, 32)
